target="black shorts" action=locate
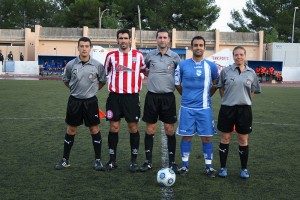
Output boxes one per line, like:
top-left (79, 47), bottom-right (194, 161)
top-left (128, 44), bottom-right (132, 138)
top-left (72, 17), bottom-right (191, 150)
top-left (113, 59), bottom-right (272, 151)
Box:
top-left (142, 92), bottom-right (177, 124)
top-left (217, 105), bottom-right (252, 134)
top-left (65, 95), bottom-right (100, 127)
top-left (106, 92), bottom-right (140, 122)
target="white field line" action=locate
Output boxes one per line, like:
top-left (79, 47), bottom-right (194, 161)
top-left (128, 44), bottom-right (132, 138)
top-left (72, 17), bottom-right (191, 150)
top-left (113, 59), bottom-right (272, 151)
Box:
top-left (160, 121), bottom-right (175, 200)
top-left (252, 121), bottom-right (298, 126)
top-left (161, 121), bottom-right (169, 168)
top-left (0, 117), bottom-right (64, 120)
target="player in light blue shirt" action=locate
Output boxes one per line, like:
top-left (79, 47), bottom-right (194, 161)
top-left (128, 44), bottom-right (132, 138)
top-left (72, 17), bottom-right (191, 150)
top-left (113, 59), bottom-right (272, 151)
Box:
top-left (175, 36), bottom-right (219, 177)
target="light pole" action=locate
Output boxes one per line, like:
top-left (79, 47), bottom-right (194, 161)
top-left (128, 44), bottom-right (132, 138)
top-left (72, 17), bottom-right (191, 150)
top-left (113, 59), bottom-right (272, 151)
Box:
top-left (99, 8), bottom-right (109, 29)
top-left (292, 6), bottom-right (298, 43)
top-left (138, 5), bottom-right (142, 47)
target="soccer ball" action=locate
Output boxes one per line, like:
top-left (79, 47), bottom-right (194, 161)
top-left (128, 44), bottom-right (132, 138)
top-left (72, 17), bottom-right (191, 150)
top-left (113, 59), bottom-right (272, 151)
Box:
top-left (157, 168), bottom-right (176, 187)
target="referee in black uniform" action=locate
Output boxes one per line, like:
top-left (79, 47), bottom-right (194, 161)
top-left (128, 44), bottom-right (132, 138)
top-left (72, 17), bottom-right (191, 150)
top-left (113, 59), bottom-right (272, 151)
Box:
top-left (55, 37), bottom-right (106, 171)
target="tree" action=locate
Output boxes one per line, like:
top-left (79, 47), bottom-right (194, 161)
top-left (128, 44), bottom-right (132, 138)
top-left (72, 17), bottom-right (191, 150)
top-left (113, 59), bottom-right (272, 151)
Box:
top-left (228, 0), bottom-right (300, 42)
top-left (137, 0), bottom-right (220, 31)
top-left (103, 0), bottom-right (220, 31)
top-left (0, 0), bottom-right (62, 29)
top-left (0, 0), bottom-right (220, 31)
top-left (63, 0), bottom-right (100, 28)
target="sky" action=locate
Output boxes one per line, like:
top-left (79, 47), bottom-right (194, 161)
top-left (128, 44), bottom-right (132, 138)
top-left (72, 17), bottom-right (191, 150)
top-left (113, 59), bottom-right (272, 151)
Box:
top-left (211, 0), bottom-right (247, 32)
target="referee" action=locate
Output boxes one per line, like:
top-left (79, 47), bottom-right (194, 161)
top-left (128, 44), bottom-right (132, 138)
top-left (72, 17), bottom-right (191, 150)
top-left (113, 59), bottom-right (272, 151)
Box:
top-left (217, 46), bottom-right (261, 179)
top-left (140, 29), bottom-right (181, 172)
top-left (55, 37), bottom-right (106, 171)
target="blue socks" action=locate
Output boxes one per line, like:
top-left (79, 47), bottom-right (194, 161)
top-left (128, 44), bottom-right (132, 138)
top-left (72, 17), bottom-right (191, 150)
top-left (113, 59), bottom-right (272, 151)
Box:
top-left (180, 140), bottom-right (192, 167)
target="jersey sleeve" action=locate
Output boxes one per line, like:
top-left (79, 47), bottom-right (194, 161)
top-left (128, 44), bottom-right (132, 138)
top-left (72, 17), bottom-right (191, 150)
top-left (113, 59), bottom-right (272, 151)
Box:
top-left (216, 67), bottom-right (226, 88)
top-left (98, 63), bottom-right (106, 84)
top-left (104, 53), bottom-right (112, 76)
top-left (211, 62), bottom-right (219, 82)
top-left (251, 71), bottom-right (261, 94)
top-left (144, 53), bottom-right (150, 69)
top-left (175, 63), bottom-right (181, 86)
top-left (139, 52), bottom-right (146, 72)
top-left (62, 61), bottom-right (72, 83)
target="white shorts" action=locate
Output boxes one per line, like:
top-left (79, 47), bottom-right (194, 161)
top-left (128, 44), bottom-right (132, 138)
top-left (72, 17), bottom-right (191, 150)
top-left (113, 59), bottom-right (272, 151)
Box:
top-left (176, 106), bottom-right (216, 137)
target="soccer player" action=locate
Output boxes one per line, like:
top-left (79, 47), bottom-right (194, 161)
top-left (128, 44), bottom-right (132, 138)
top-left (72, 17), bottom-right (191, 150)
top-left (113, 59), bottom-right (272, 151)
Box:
top-left (50, 59), bottom-right (57, 75)
top-left (55, 37), bottom-right (106, 171)
top-left (140, 29), bottom-right (181, 172)
top-left (217, 46), bottom-right (261, 179)
top-left (104, 29), bottom-right (145, 172)
top-left (275, 71), bottom-right (282, 82)
top-left (175, 36), bottom-right (219, 177)
top-left (269, 66), bottom-right (275, 80)
top-left (56, 60), bottom-right (62, 75)
top-left (261, 66), bottom-right (267, 82)
top-left (43, 60), bottom-right (50, 76)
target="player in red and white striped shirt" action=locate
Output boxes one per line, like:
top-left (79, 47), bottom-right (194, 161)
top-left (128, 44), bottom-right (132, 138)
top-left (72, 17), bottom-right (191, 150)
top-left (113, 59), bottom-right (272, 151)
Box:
top-left (103, 29), bottom-right (145, 172)
top-left (105, 47), bottom-right (145, 94)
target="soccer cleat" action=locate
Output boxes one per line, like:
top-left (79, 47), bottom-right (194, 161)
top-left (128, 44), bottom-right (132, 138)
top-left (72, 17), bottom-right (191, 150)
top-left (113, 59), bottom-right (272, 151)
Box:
top-left (55, 158), bottom-right (70, 170)
top-left (94, 159), bottom-right (106, 171)
top-left (177, 166), bottom-right (189, 176)
top-left (218, 168), bottom-right (228, 178)
top-left (139, 161), bottom-right (152, 172)
top-left (129, 160), bottom-right (139, 172)
top-left (169, 162), bottom-right (179, 173)
top-left (205, 167), bottom-right (217, 178)
top-left (105, 160), bottom-right (118, 170)
top-left (240, 169), bottom-right (250, 179)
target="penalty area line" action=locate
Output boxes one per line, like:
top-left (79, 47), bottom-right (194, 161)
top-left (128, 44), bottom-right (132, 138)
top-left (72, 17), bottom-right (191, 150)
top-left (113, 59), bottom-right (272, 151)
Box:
top-left (0, 117), bottom-right (64, 120)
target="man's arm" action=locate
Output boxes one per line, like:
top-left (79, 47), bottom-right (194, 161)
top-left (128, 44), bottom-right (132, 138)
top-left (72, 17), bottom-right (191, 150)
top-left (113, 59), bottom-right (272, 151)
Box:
top-left (175, 85), bottom-right (182, 96)
top-left (210, 80), bottom-right (218, 97)
top-left (219, 87), bottom-right (224, 98)
top-left (98, 82), bottom-right (105, 90)
top-left (64, 81), bottom-right (70, 88)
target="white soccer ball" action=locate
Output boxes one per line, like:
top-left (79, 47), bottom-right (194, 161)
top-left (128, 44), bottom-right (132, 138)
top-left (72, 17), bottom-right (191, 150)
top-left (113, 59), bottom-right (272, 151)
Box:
top-left (157, 167), bottom-right (176, 187)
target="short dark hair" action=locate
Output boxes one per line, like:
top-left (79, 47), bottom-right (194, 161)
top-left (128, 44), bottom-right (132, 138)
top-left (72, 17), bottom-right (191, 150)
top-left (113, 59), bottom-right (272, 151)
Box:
top-left (233, 46), bottom-right (246, 55)
top-left (78, 37), bottom-right (92, 47)
top-left (191, 36), bottom-right (206, 47)
top-left (156, 28), bottom-right (170, 38)
top-left (117, 29), bottom-right (131, 39)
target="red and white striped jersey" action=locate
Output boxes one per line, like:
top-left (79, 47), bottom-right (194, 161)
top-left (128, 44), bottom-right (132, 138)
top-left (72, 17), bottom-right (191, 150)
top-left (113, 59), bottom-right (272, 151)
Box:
top-left (104, 49), bottom-right (145, 94)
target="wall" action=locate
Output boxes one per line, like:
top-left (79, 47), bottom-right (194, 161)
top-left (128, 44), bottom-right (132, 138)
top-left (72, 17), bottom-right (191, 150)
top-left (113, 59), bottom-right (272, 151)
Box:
top-left (0, 26), bottom-right (263, 61)
top-left (4, 61), bottom-right (39, 75)
top-left (0, 46), bottom-right (25, 61)
top-left (266, 43), bottom-right (300, 81)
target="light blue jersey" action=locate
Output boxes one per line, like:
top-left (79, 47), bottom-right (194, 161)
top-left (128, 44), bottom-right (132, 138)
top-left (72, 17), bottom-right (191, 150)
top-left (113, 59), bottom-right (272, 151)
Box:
top-left (175, 58), bottom-right (218, 109)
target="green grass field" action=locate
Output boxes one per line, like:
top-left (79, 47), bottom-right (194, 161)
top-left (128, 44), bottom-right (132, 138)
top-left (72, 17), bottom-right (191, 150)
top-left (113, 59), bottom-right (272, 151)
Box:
top-left (0, 79), bottom-right (299, 200)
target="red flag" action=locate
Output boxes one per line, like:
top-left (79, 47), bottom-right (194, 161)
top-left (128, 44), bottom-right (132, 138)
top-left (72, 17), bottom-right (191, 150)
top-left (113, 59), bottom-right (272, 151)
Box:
top-left (98, 109), bottom-right (106, 119)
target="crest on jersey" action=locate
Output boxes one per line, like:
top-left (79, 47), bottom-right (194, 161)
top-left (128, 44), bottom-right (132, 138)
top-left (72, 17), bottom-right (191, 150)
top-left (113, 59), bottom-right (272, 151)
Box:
top-left (196, 70), bottom-right (202, 76)
top-left (89, 73), bottom-right (95, 80)
top-left (167, 63), bottom-right (174, 69)
top-left (132, 57), bottom-right (137, 63)
top-left (106, 110), bottom-right (113, 119)
top-left (247, 79), bottom-right (252, 85)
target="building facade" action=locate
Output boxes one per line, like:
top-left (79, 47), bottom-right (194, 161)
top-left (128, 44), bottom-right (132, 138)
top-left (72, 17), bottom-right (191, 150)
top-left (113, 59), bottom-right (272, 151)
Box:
top-left (0, 25), bottom-right (264, 63)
